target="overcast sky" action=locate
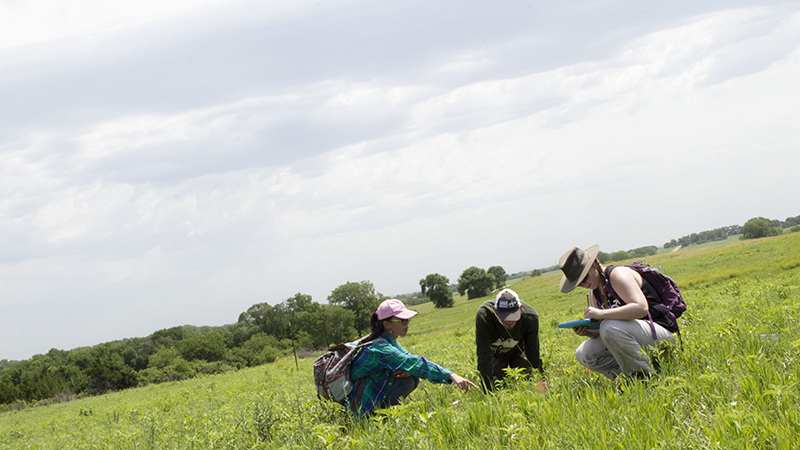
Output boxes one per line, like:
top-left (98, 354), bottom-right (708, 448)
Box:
top-left (2, 0), bottom-right (799, 361)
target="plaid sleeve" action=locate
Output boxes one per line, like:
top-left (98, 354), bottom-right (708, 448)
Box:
top-left (368, 340), bottom-right (453, 384)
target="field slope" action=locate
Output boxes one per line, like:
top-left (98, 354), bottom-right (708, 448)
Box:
top-left (2, 233), bottom-right (799, 449)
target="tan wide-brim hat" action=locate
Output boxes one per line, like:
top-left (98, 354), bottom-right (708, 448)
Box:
top-left (558, 244), bottom-right (600, 293)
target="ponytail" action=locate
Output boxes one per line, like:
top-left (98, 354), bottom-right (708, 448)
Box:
top-left (362, 312), bottom-right (386, 343)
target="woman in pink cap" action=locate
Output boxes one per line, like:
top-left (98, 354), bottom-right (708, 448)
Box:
top-left (346, 298), bottom-right (476, 417)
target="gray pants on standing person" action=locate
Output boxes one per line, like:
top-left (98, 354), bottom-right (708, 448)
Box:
top-left (576, 319), bottom-right (674, 380)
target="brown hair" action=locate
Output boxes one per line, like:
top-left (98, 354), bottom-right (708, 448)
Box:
top-left (363, 313), bottom-right (387, 343)
top-left (590, 260), bottom-right (610, 309)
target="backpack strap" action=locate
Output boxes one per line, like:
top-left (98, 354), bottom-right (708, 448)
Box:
top-left (347, 336), bottom-right (390, 408)
top-left (604, 265), bottom-right (668, 343)
top-left (350, 380), bottom-right (368, 412)
top-left (491, 307), bottom-right (527, 357)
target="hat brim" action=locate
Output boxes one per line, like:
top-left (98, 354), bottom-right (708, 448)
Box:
top-left (559, 244), bottom-right (600, 293)
top-left (392, 309), bottom-right (418, 320)
top-left (495, 308), bottom-right (522, 322)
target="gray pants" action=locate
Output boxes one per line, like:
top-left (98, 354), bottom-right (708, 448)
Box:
top-left (576, 319), bottom-right (674, 380)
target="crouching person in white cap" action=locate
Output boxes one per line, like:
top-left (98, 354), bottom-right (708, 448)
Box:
top-left (475, 289), bottom-right (544, 391)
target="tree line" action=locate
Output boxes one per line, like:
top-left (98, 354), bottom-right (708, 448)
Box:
top-left (519, 214), bottom-right (800, 278)
top-left (0, 282), bottom-right (392, 408)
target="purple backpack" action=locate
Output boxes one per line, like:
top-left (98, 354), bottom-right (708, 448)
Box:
top-left (604, 261), bottom-right (687, 340)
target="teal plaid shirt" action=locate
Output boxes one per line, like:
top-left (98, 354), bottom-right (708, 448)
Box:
top-left (347, 333), bottom-right (453, 417)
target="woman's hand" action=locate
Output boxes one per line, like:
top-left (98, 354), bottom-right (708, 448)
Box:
top-left (449, 373), bottom-right (478, 392)
top-left (584, 306), bottom-right (604, 320)
top-left (573, 325), bottom-right (599, 338)
top-left (573, 325), bottom-right (589, 337)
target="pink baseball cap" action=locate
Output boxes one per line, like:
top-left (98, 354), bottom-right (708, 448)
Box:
top-left (376, 299), bottom-right (419, 321)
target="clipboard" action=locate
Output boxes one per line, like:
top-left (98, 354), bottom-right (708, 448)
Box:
top-left (557, 318), bottom-right (600, 330)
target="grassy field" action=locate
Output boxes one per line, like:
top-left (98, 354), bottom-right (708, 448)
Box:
top-left (2, 234), bottom-right (799, 449)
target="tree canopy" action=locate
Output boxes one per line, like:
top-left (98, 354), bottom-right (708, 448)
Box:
top-left (487, 266), bottom-right (508, 289)
top-left (741, 217), bottom-right (781, 239)
top-left (419, 273), bottom-right (454, 308)
top-left (457, 266), bottom-right (495, 300)
top-left (327, 280), bottom-right (385, 334)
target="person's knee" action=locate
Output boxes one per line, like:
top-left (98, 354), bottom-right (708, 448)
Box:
top-left (598, 319), bottom-right (622, 336)
top-left (575, 340), bottom-right (597, 366)
top-left (389, 374), bottom-right (419, 404)
top-left (598, 320), bottom-right (632, 347)
top-left (398, 374), bottom-right (419, 394)
top-left (575, 347), bottom-right (588, 366)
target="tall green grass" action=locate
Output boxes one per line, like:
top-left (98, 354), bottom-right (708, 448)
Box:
top-left (2, 234), bottom-right (799, 449)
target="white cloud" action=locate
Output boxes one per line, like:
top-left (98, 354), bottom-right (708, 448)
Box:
top-left (0, 0), bottom-right (228, 50)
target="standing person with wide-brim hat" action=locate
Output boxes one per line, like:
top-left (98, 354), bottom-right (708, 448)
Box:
top-left (558, 245), bottom-right (675, 380)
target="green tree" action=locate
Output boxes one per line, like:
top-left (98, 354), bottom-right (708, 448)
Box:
top-left (457, 267), bottom-right (495, 300)
top-left (419, 273), bottom-right (454, 308)
top-left (609, 251), bottom-right (630, 262)
top-left (151, 326), bottom-right (186, 349)
top-left (0, 378), bottom-right (19, 404)
top-left (301, 305), bottom-right (356, 348)
top-left (239, 302), bottom-right (291, 339)
top-left (530, 269), bottom-right (542, 277)
top-left (236, 333), bottom-right (284, 366)
top-left (148, 347), bottom-right (180, 369)
top-left (285, 293), bottom-right (314, 313)
top-left (741, 217), bottom-right (781, 239)
top-left (85, 347), bottom-right (138, 394)
top-left (178, 331), bottom-right (230, 362)
top-left (328, 281), bottom-right (385, 335)
top-left (784, 215), bottom-right (800, 228)
top-left (486, 266), bottom-right (508, 289)
top-left (630, 246), bottom-right (657, 257)
top-left (283, 293), bottom-right (319, 343)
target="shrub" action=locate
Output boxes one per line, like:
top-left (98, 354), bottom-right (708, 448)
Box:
top-left (741, 217), bottom-right (781, 239)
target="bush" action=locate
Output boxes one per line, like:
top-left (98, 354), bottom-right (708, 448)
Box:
top-left (178, 331), bottom-right (229, 363)
top-left (148, 347), bottom-right (180, 369)
top-left (457, 267), bottom-right (495, 299)
top-left (741, 217), bottom-right (781, 239)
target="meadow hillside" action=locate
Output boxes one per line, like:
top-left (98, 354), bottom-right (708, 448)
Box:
top-left (1, 233), bottom-right (799, 449)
